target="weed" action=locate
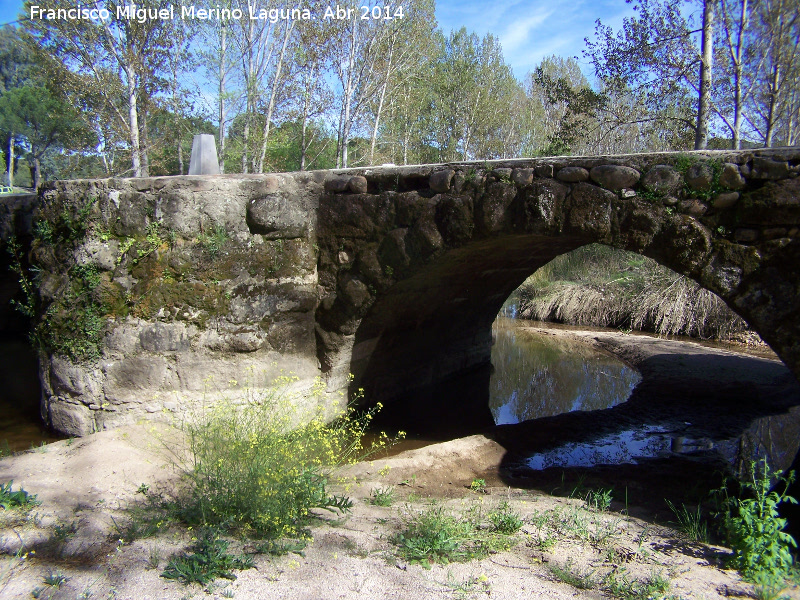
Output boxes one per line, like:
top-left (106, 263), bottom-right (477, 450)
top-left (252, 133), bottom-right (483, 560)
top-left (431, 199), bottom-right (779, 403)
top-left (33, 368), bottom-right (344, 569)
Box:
top-left (392, 505), bottom-right (479, 567)
top-left (369, 486), bottom-right (396, 507)
top-left (549, 559), bottom-right (596, 589)
top-left (43, 569), bottom-right (68, 587)
top-left (392, 503), bottom-right (517, 568)
top-left (170, 378), bottom-right (377, 539)
top-left (536, 535), bottom-right (556, 551)
top-left (161, 530), bottom-right (254, 586)
top-left (715, 459), bottom-right (797, 589)
top-left (148, 547), bottom-right (162, 569)
top-left (666, 500), bottom-right (708, 543)
top-left (586, 488), bottom-right (613, 512)
top-left (603, 568), bottom-right (670, 600)
top-left (468, 479), bottom-right (487, 494)
top-left (443, 571), bottom-right (491, 599)
top-left (53, 520), bottom-right (78, 542)
top-left (488, 501), bottom-right (523, 535)
top-left (0, 481), bottom-right (39, 509)
top-left (197, 225), bottom-right (229, 259)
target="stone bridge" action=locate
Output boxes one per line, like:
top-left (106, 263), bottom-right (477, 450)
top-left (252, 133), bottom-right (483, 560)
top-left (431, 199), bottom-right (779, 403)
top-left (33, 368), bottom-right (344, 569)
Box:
top-left (2, 148), bottom-right (798, 436)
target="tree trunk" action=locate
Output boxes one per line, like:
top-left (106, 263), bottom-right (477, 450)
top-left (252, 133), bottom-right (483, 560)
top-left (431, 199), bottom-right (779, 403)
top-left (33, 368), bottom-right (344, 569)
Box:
top-left (258, 20), bottom-right (294, 174)
top-left (731, 0), bottom-right (748, 149)
top-left (5, 135), bottom-right (13, 187)
top-left (32, 157), bottom-right (41, 191)
top-left (218, 25), bottom-right (227, 174)
top-left (177, 143), bottom-right (184, 175)
top-left (141, 110), bottom-right (150, 178)
top-left (125, 64), bottom-right (142, 177)
top-left (370, 78), bottom-right (389, 165)
top-left (695, 0), bottom-right (714, 150)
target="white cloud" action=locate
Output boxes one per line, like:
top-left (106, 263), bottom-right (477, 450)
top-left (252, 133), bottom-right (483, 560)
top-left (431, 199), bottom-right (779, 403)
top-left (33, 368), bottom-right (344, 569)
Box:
top-left (501, 10), bottom-right (556, 54)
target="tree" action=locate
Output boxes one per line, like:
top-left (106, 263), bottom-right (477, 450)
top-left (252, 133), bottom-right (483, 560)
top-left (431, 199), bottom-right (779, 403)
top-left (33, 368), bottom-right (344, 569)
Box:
top-left (584, 0), bottom-right (709, 150)
top-left (24, 0), bottom-right (176, 177)
top-left (0, 85), bottom-right (95, 188)
top-left (745, 0), bottom-right (800, 146)
top-left (0, 25), bottom-right (36, 185)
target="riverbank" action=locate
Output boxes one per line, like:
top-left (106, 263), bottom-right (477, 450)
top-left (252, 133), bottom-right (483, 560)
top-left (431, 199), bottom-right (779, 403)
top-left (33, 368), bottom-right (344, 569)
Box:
top-left (1, 329), bottom-right (799, 599)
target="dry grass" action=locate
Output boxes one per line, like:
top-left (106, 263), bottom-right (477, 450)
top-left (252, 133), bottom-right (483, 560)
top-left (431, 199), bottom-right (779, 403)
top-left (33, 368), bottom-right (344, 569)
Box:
top-left (516, 244), bottom-right (753, 341)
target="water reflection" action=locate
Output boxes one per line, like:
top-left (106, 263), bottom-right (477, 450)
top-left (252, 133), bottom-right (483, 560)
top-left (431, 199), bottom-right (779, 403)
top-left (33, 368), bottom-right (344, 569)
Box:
top-left (490, 317), bottom-right (641, 425)
top-left (523, 407), bottom-right (800, 473)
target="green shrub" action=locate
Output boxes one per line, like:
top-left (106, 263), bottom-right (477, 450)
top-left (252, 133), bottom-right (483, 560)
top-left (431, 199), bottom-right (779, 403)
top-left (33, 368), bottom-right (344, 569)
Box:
top-left (488, 501), bottom-right (523, 534)
top-left (716, 460), bottom-right (797, 591)
top-left (161, 530), bottom-right (254, 586)
top-left (391, 506), bottom-right (476, 567)
top-left (173, 377), bottom-right (378, 539)
top-left (0, 481), bottom-right (39, 509)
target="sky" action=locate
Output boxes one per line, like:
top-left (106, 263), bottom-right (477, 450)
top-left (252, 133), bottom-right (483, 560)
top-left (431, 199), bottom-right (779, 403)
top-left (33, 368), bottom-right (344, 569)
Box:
top-left (0, 0), bottom-right (639, 79)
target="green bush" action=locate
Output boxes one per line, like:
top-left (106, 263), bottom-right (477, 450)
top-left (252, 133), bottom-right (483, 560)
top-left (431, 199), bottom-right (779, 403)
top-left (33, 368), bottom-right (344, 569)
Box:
top-left (161, 530), bottom-right (254, 586)
top-left (173, 377), bottom-right (379, 539)
top-left (716, 460), bottom-right (797, 591)
top-left (0, 481), bottom-right (39, 509)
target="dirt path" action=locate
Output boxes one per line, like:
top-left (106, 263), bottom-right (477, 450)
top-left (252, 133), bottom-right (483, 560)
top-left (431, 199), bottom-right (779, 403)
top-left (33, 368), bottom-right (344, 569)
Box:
top-left (0, 330), bottom-right (799, 600)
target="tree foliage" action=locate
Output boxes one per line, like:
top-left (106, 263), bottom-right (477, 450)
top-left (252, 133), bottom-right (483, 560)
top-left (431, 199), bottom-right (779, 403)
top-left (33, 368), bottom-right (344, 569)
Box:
top-left (4, 0), bottom-right (796, 185)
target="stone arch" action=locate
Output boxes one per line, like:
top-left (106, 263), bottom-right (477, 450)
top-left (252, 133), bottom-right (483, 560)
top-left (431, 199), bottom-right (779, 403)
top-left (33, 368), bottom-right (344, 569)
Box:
top-left (313, 149), bottom-right (800, 408)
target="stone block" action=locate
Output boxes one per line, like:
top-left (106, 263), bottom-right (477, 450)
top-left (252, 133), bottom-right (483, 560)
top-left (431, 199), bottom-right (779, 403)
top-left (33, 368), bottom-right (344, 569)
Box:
top-left (48, 399), bottom-right (95, 436)
top-left (590, 165), bottom-right (640, 190)
top-left (751, 157), bottom-right (790, 180)
top-left (556, 166), bottom-right (589, 182)
top-left (246, 193), bottom-right (308, 238)
top-left (719, 163), bottom-right (746, 189)
top-left (348, 176), bottom-right (368, 193)
top-left (685, 163), bottom-right (713, 190)
top-left (713, 192), bottom-right (740, 209)
top-left (511, 168), bottom-right (533, 186)
top-left (642, 165), bottom-right (683, 195)
top-left (429, 169), bottom-right (455, 193)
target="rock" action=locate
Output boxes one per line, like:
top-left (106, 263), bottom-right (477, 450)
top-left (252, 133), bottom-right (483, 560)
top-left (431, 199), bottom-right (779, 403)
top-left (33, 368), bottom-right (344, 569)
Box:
top-left (642, 165), bottom-right (683, 195)
top-left (435, 197), bottom-right (474, 245)
top-left (567, 182), bottom-right (615, 237)
top-left (535, 164), bottom-right (554, 178)
top-left (47, 400), bottom-right (95, 436)
top-left (763, 227), bottom-right (788, 240)
top-left (348, 176), bottom-right (368, 193)
top-left (492, 168), bottom-right (513, 181)
top-left (679, 199), bottom-right (708, 217)
top-left (734, 228), bottom-right (759, 242)
top-left (620, 188), bottom-right (637, 198)
top-left (512, 168), bottom-right (533, 186)
top-left (341, 277), bottom-right (371, 309)
top-left (685, 163), bottom-right (714, 191)
top-left (589, 165), bottom-right (640, 190)
top-left (139, 323), bottom-right (190, 352)
top-left (324, 176), bottom-right (350, 192)
top-left (713, 192), bottom-right (740, 209)
top-left (429, 169), bottom-right (455, 193)
top-left (719, 163), bottom-right (746, 189)
top-left (246, 193), bottom-right (308, 238)
top-left (556, 167), bottom-right (589, 182)
top-left (103, 356), bottom-right (168, 402)
top-left (663, 196), bottom-right (679, 206)
top-left (751, 157), bottom-right (790, 180)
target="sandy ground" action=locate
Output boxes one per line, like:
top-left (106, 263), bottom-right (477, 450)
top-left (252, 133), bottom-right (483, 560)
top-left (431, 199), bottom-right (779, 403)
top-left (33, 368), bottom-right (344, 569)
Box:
top-left (1, 329), bottom-right (799, 600)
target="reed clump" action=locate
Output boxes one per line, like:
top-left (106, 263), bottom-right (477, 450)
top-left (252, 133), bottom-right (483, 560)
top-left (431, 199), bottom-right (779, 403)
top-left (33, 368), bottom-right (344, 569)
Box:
top-left (516, 244), bottom-right (753, 341)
